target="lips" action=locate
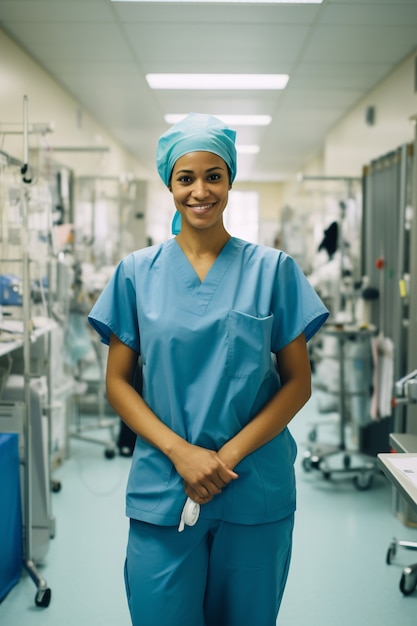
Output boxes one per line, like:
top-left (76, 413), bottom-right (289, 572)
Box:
top-left (187, 203), bottom-right (215, 212)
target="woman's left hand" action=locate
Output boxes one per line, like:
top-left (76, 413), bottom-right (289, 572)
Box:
top-left (172, 443), bottom-right (238, 504)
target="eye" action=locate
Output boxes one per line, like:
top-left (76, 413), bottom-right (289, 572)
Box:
top-left (207, 173), bottom-right (221, 182)
top-left (177, 175), bottom-right (192, 184)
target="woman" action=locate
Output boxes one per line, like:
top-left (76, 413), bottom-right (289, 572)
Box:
top-left (88, 113), bottom-right (328, 626)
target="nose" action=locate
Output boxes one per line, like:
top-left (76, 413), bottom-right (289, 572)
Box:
top-left (191, 178), bottom-right (210, 198)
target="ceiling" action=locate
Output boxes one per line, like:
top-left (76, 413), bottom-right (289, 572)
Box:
top-left (1, 0), bottom-right (417, 182)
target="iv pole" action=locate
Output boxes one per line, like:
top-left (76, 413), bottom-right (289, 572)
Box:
top-left (20, 95), bottom-right (51, 608)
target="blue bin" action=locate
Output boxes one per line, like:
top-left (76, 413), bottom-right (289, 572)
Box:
top-left (0, 275), bottom-right (23, 306)
top-left (0, 433), bottom-right (22, 602)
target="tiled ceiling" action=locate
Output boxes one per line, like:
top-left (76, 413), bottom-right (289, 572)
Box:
top-left (1, 0), bottom-right (417, 181)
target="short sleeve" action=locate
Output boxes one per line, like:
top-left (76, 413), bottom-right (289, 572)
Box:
top-left (271, 253), bottom-right (328, 352)
top-left (87, 255), bottom-right (140, 353)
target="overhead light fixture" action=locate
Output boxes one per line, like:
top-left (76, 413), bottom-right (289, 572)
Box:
top-left (236, 145), bottom-right (260, 154)
top-left (165, 114), bottom-right (271, 126)
top-left (113, 0), bottom-right (322, 4)
top-left (51, 146), bottom-right (110, 153)
top-left (147, 74), bottom-right (288, 90)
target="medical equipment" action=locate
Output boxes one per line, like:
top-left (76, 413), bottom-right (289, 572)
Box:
top-left (303, 324), bottom-right (378, 490)
top-left (0, 274), bottom-right (23, 306)
top-left (383, 118), bottom-right (417, 596)
top-left (70, 327), bottom-right (118, 459)
top-left (66, 261), bottom-right (118, 459)
top-left (394, 369), bottom-right (417, 404)
top-left (381, 373), bottom-right (417, 596)
top-left (0, 433), bottom-right (22, 601)
top-left (178, 497), bottom-right (200, 532)
top-left (362, 143), bottom-right (412, 408)
top-left (379, 438), bottom-right (417, 596)
top-left (0, 97), bottom-right (64, 607)
top-left (67, 174), bottom-right (146, 458)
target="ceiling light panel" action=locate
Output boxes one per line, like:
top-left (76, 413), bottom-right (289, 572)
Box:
top-left (113, 0), bottom-right (322, 3)
top-left (147, 74), bottom-right (289, 90)
top-left (165, 114), bottom-right (271, 126)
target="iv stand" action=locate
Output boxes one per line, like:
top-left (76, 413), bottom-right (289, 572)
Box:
top-left (20, 95), bottom-right (51, 608)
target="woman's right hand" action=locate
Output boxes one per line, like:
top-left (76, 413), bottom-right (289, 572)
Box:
top-left (171, 442), bottom-right (238, 504)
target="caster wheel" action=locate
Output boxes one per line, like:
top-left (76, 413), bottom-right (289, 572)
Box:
top-left (310, 456), bottom-right (321, 470)
top-left (386, 542), bottom-right (397, 565)
top-left (104, 448), bottom-right (116, 459)
top-left (51, 480), bottom-right (61, 493)
top-left (119, 446), bottom-right (134, 458)
top-left (35, 587), bottom-right (51, 607)
top-left (343, 454), bottom-right (351, 469)
top-left (353, 472), bottom-right (373, 491)
top-left (399, 572), bottom-right (417, 596)
top-left (322, 471), bottom-right (331, 481)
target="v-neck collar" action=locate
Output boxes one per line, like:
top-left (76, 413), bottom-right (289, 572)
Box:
top-left (165, 237), bottom-right (242, 312)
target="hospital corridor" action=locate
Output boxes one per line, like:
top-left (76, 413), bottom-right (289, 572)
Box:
top-left (1, 1), bottom-right (417, 625)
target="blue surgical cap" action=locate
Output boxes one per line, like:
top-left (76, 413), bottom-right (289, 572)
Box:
top-left (156, 113), bottom-right (237, 187)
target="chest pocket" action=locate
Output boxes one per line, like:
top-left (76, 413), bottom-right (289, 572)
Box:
top-left (227, 310), bottom-right (274, 378)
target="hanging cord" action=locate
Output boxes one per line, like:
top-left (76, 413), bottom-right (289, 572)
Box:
top-left (21, 95), bottom-right (33, 185)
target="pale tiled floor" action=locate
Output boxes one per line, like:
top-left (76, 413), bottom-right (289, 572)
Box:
top-left (1, 392), bottom-right (417, 626)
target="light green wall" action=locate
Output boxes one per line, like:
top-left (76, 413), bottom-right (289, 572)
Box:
top-left (0, 27), bottom-right (146, 179)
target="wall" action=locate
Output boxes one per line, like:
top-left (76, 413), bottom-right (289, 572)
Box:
top-left (0, 27), bottom-right (146, 180)
top-left (281, 48), bottom-right (417, 208)
top-left (324, 49), bottom-right (417, 177)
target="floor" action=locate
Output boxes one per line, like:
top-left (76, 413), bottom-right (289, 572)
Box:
top-left (1, 392), bottom-right (417, 626)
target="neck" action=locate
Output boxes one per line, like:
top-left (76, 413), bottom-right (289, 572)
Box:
top-left (176, 224), bottom-right (231, 258)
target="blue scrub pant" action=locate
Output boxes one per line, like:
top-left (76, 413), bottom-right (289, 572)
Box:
top-left (124, 514), bottom-right (294, 626)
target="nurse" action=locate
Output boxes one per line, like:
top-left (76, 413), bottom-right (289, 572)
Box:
top-left (88, 113), bottom-right (329, 626)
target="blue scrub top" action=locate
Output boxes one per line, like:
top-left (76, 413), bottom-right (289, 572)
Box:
top-left (88, 237), bottom-right (328, 526)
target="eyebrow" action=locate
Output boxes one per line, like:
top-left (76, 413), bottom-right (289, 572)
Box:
top-left (174, 166), bottom-right (225, 175)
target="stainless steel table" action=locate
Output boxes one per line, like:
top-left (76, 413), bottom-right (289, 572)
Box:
top-left (378, 441), bottom-right (417, 595)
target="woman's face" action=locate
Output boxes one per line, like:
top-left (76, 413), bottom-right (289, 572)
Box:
top-left (170, 151), bottom-right (230, 233)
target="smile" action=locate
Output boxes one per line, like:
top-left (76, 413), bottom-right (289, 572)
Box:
top-left (187, 203), bottom-right (215, 212)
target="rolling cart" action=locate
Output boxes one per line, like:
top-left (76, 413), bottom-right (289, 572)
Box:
top-left (303, 324), bottom-right (378, 490)
top-left (386, 536), bottom-right (417, 596)
top-left (380, 371), bottom-right (417, 596)
top-left (70, 327), bottom-right (118, 459)
top-left (378, 446), bottom-right (417, 596)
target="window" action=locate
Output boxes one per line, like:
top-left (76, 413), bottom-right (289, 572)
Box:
top-left (225, 191), bottom-right (258, 243)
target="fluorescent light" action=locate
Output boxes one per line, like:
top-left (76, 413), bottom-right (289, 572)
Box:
top-left (164, 114), bottom-right (271, 126)
top-left (113, 1), bottom-right (322, 4)
top-left (147, 74), bottom-right (288, 90)
top-left (236, 145), bottom-right (260, 154)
